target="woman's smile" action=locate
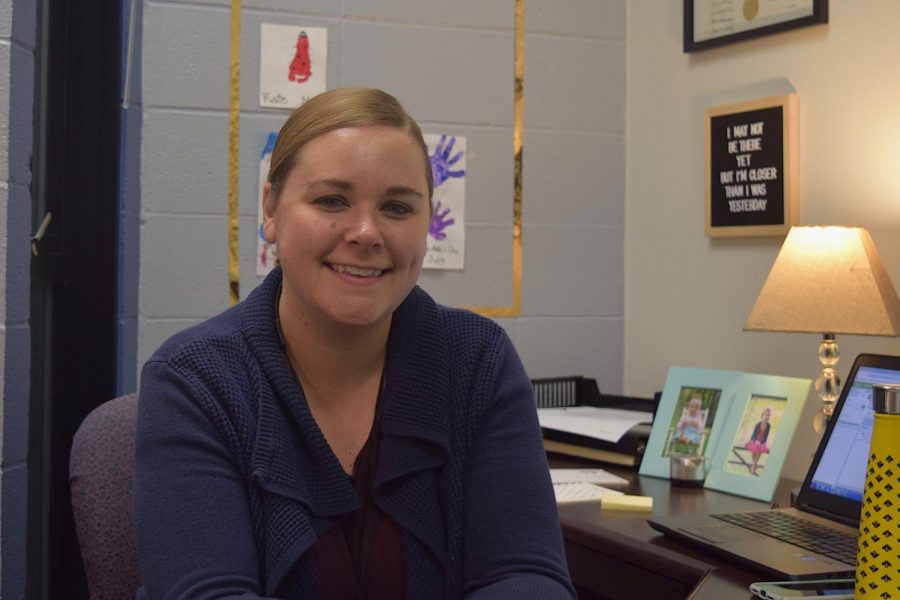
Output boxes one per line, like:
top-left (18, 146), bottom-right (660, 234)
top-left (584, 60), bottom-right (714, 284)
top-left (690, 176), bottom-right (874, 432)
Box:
top-left (327, 263), bottom-right (387, 278)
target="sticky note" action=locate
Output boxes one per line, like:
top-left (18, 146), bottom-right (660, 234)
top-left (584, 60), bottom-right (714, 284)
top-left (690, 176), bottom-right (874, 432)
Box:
top-left (600, 494), bottom-right (653, 512)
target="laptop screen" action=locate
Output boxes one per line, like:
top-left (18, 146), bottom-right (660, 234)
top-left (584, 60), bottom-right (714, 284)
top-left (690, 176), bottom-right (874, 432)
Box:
top-left (798, 355), bottom-right (900, 524)
top-left (809, 365), bottom-right (900, 501)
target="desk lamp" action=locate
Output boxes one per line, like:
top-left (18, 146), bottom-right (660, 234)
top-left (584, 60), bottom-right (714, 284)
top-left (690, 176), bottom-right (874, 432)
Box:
top-left (744, 226), bottom-right (900, 432)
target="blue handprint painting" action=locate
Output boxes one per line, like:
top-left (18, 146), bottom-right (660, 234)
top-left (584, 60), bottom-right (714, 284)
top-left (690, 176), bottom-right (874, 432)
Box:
top-left (424, 133), bottom-right (467, 270)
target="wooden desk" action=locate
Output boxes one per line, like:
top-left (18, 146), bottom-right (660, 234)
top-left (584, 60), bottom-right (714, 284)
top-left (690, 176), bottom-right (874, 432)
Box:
top-left (552, 455), bottom-right (799, 600)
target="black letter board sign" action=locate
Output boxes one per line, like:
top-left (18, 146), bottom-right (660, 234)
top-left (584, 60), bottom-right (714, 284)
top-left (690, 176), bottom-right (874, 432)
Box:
top-left (705, 94), bottom-right (798, 237)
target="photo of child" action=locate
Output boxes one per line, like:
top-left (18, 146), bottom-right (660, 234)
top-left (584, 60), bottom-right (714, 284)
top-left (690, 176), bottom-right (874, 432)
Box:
top-left (724, 395), bottom-right (785, 476)
top-left (745, 407), bottom-right (772, 475)
top-left (675, 397), bottom-right (705, 445)
top-left (664, 386), bottom-right (721, 457)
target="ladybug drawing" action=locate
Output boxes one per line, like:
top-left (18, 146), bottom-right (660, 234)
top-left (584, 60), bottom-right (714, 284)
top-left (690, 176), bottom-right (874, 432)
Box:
top-left (288, 31), bottom-right (311, 83)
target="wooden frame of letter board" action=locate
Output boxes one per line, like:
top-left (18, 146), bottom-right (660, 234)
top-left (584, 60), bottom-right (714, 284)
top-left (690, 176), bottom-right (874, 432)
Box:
top-left (704, 94), bottom-right (799, 238)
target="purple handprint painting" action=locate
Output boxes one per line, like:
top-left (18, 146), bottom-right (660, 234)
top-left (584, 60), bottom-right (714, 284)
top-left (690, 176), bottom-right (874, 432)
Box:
top-left (430, 134), bottom-right (466, 188)
top-left (423, 133), bottom-right (466, 270)
top-left (429, 200), bottom-right (455, 241)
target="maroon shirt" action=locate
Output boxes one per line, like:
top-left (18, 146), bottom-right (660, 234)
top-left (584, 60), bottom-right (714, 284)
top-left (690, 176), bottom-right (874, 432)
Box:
top-left (313, 429), bottom-right (405, 599)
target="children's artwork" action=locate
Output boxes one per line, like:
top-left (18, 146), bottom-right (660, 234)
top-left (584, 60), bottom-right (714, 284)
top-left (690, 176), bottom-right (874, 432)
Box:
top-left (423, 133), bottom-right (466, 270)
top-left (256, 132), bottom-right (278, 276)
top-left (259, 24), bottom-right (327, 109)
top-left (704, 374), bottom-right (810, 502)
top-left (640, 367), bottom-right (744, 479)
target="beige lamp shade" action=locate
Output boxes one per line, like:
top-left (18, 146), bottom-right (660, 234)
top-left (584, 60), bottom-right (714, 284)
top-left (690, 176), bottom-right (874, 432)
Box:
top-left (744, 226), bottom-right (900, 336)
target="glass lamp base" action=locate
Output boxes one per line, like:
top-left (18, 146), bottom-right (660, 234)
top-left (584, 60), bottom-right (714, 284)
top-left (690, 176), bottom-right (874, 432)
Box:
top-left (813, 334), bottom-right (840, 434)
top-left (812, 404), bottom-right (835, 434)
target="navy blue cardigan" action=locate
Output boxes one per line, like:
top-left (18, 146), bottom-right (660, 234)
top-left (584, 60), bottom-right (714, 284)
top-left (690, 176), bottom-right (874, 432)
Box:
top-left (134, 269), bottom-right (575, 599)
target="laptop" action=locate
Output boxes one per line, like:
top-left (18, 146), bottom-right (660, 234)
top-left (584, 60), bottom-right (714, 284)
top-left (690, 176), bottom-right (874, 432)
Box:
top-left (648, 353), bottom-right (900, 579)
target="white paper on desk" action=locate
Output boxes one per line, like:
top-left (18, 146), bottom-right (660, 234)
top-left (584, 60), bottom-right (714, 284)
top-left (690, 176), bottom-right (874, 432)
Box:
top-left (553, 482), bottom-right (623, 503)
top-left (550, 468), bottom-right (629, 487)
top-left (537, 406), bottom-right (653, 443)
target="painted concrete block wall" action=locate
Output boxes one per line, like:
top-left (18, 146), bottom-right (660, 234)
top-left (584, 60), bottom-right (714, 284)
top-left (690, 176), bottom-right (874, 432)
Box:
top-left (1, 1), bottom-right (35, 597)
top-left (119, 0), bottom-right (144, 394)
top-left (138, 1), bottom-right (626, 393)
top-left (626, 2), bottom-right (900, 481)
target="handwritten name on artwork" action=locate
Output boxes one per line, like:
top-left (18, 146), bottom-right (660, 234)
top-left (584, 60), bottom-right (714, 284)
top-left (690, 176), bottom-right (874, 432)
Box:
top-left (425, 243), bottom-right (460, 267)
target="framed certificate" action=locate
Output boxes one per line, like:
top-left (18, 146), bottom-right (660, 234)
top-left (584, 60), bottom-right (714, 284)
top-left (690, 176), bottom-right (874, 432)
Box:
top-left (684, 0), bottom-right (828, 53)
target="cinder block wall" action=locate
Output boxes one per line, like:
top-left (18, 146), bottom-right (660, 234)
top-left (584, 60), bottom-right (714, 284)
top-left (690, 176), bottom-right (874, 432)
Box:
top-left (137, 1), bottom-right (626, 392)
top-left (1, 1), bottom-right (36, 597)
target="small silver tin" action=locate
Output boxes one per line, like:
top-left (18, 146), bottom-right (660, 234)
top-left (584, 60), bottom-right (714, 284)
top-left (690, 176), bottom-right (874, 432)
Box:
top-left (670, 454), bottom-right (708, 487)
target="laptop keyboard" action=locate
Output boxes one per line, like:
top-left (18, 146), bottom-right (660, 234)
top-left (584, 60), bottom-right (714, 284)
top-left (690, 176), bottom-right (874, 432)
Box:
top-left (712, 511), bottom-right (858, 565)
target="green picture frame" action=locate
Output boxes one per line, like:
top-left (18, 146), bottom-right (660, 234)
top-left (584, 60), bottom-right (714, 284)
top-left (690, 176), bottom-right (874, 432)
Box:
top-left (640, 367), bottom-right (745, 479)
top-left (704, 373), bottom-right (811, 501)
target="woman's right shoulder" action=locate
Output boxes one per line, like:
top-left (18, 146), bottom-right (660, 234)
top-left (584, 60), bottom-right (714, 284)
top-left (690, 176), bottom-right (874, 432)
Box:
top-left (145, 303), bottom-right (244, 367)
top-left (139, 302), bottom-right (267, 424)
top-left (147, 268), bottom-right (283, 369)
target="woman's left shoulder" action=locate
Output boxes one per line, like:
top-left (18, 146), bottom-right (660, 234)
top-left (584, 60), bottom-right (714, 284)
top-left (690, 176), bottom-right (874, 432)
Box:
top-left (441, 305), bottom-right (503, 335)
top-left (404, 287), bottom-right (513, 369)
top-left (433, 301), bottom-right (508, 350)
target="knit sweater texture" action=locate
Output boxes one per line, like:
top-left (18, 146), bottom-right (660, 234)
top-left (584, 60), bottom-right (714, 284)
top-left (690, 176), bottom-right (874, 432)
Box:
top-left (134, 268), bottom-right (575, 599)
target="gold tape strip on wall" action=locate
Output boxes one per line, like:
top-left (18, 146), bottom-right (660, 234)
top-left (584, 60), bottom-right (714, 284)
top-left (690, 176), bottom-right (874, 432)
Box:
top-left (228, 0), bottom-right (241, 304)
top-left (466, 0), bottom-right (523, 317)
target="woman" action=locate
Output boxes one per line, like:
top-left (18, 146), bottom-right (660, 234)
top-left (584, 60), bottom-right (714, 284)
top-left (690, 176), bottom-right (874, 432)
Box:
top-left (133, 88), bottom-right (575, 599)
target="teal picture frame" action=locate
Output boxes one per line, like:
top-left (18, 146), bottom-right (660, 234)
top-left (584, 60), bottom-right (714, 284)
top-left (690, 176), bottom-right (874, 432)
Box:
top-left (640, 367), bottom-right (745, 479)
top-left (704, 373), bottom-right (811, 501)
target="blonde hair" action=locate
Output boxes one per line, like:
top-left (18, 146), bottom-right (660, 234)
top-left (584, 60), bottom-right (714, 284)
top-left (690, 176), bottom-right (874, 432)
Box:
top-left (267, 88), bottom-right (433, 204)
